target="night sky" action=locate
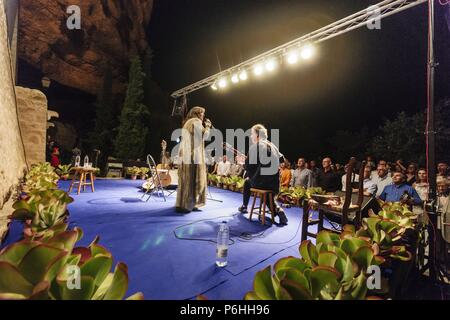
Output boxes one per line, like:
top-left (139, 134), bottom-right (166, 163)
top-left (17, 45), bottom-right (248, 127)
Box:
top-left (148, 0), bottom-right (450, 162)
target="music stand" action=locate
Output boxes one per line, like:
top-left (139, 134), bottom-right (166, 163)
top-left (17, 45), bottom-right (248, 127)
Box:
top-left (142, 154), bottom-right (167, 202)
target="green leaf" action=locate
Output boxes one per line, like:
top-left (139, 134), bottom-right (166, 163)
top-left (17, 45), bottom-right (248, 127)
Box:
top-left (251, 266), bottom-right (276, 300)
top-left (309, 266), bottom-right (340, 298)
top-left (350, 272), bottom-right (368, 300)
top-left (80, 255), bottom-right (113, 288)
top-left (276, 268), bottom-right (310, 291)
top-left (0, 241), bottom-right (37, 265)
top-left (340, 237), bottom-right (368, 256)
top-left (352, 246), bottom-right (375, 270)
top-left (126, 292), bottom-right (144, 300)
top-left (318, 251), bottom-right (338, 268)
top-left (61, 276), bottom-right (96, 300)
top-left (102, 262), bottom-right (129, 300)
top-left (274, 257), bottom-right (309, 274)
top-left (299, 241), bottom-right (318, 266)
top-left (317, 231), bottom-right (340, 247)
top-left (280, 279), bottom-right (313, 300)
top-left (244, 291), bottom-right (261, 300)
top-left (0, 261), bottom-right (34, 296)
top-left (18, 245), bottom-right (68, 285)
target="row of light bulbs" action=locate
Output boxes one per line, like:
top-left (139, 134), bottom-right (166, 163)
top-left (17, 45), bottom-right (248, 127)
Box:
top-left (211, 44), bottom-right (316, 91)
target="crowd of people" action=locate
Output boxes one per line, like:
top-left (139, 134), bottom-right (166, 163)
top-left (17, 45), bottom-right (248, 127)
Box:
top-left (209, 153), bottom-right (450, 207)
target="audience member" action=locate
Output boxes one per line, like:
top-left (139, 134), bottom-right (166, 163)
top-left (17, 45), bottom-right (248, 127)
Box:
top-left (379, 172), bottom-right (422, 206)
top-left (318, 157), bottom-right (341, 193)
top-left (291, 158), bottom-right (313, 188)
top-left (217, 155), bottom-right (231, 176)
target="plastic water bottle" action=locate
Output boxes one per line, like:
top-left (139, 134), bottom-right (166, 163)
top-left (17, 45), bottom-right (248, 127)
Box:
top-left (75, 155), bottom-right (81, 167)
top-left (83, 155), bottom-right (89, 168)
top-left (216, 221), bottom-right (229, 267)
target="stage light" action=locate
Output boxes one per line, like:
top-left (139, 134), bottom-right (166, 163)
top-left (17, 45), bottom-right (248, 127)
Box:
top-left (300, 45), bottom-right (315, 60)
top-left (253, 64), bottom-right (264, 76)
top-left (287, 51), bottom-right (299, 64)
top-left (218, 78), bottom-right (227, 88)
top-left (265, 59), bottom-right (277, 72)
top-left (239, 71), bottom-right (248, 81)
top-left (231, 74), bottom-right (240, 84)
top-left (211, 83), bottom-right (218, 91)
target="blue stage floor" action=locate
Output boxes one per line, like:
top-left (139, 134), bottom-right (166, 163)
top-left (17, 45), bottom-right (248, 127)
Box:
top-left (2, 179), bottom-right (318, 300)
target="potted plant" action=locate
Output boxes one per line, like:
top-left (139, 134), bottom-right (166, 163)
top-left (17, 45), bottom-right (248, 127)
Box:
top-left (139, 167), bottom-right (149, 180)
top-left (57, 164), bottom-right (72, 181)
top-left (10, 189), bottom-right (74, 238)
top-left (236, 177), bottom-right (245, 193)
top-left (127, 166), bottom-right (140, 180)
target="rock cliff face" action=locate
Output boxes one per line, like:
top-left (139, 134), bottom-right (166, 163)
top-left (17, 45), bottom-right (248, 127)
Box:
top-left (19, 0), bottom-right (154, 94)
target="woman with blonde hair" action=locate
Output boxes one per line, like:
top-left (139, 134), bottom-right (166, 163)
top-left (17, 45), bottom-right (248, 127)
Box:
top-left (175, 107), bottom-right (212, 213)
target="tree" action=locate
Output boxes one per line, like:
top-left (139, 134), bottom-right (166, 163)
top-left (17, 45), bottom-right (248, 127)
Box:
top-left (114, 56), bottom-right (150, 160)
top-left (90, 65), bottom-right (115, 168)
top-left (368, 112), bottom-right (426, 165)
top-left (142, 48), bottom-right (174, 159)
top-left (435, 98), bottom-right (450, 163)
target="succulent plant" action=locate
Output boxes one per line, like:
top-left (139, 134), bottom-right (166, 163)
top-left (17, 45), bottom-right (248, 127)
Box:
top-left (57, 164), bottom-right (72, 179)
top-left (23, 163), bottom-right (60, 193)
top-left (277, 187), bottom-right (326, 206)
top-left (11, 189), bottom-right (74, 237)
top-left (139, 167), bottom-right (150, 178)
top-left (245, 230), bottom-right (386, 300)
top-left (0, 225), bottom-right (143, 300)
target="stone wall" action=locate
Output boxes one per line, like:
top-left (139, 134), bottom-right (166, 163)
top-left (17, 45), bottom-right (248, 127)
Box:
top-left (16, 87), bottom-right (48, 167)
top-left (0, 0), bottom-right (27, 240)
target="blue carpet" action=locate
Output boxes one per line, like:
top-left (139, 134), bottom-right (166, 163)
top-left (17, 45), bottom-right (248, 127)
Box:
top-left (1, 179), bottom-right (327, 300)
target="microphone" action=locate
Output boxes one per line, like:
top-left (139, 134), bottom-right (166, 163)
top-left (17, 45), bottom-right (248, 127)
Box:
top-left (204, 118), bottom-right (214, 129)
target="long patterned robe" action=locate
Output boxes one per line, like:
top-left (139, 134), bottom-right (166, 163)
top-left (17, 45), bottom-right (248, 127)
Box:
top-left (175, 118), bottom-right (210, 211)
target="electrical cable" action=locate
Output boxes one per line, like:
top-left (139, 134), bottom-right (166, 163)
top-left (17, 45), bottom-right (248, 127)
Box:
top-left (173, 209), bottom-right (303, 246)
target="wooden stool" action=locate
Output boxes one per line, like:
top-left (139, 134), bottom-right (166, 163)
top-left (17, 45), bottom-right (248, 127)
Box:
top-left (249, 188), bottom-right (276, 225)
top-left (68, 167), bottom-right (95, 195)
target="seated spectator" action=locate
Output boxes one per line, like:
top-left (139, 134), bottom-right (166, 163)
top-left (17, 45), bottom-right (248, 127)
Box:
top-left (436, 178), bottom-right (449, 244)
top-left (371, 159), bottom-right (388, 179)
top-left (216, 155), bottom-right (231, 177)
top-left (379, 172), bottom-right (422, 206)
top-left (341, 164), bottom-right (359, 192)
top-left (356, 166), bottom-right (377, 197)
top-left (318, 157), bottom-right (341, 193)
top-left (230, 160), bottom-right (244, 177)
top-left (437, 162), bottom-right (450, 180)
top-left (413, 168), bottom-right (429, 201)
top-left (291, 158), bottom-right (312, 188)
top-left (309, 160), bottom-right (320, 187)
top-left (373, 164), bottom-right (393, 197)
top-left (394, 160), bottom-right (406, 174)
top-left (280, 160), bottom-right (292, 188)
top-left (405, 163), bottom-right (418, 186)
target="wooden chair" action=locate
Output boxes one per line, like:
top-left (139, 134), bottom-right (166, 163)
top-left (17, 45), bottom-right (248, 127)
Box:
top-left (249, 188), bottom-right (276, 225)
top-left (301, 158), bottom-right (365, 241)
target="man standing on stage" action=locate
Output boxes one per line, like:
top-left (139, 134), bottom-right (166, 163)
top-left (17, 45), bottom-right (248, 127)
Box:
top-left (176, 106), bottom-right (212, 213)
top-left (237, 124), bottom-right (288, 225)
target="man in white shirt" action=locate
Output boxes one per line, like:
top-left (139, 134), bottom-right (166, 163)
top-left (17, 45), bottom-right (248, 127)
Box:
top-left (373, 164), bottom-right (393, 197)
top-left (342, 164), bottom-right (359, 192)
top-left (359, 166), bottom-right (377, 196)
top-left (216, 155), bottom-right (231, 177)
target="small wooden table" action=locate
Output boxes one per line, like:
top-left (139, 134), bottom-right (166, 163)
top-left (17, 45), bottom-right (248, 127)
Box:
top-left (68, 167), bottom-right (96, 195)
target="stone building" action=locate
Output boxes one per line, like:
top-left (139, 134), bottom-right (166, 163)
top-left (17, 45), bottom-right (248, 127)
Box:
top-left (0, 0), bottom-right (51, 240)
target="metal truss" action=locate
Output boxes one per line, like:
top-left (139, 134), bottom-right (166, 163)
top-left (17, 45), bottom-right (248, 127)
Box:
top-left (171, 0), bottom-right (427, 98)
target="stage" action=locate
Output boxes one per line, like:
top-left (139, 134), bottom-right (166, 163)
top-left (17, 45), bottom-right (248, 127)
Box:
top-left (2, 179), bottom-right (319, 300)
